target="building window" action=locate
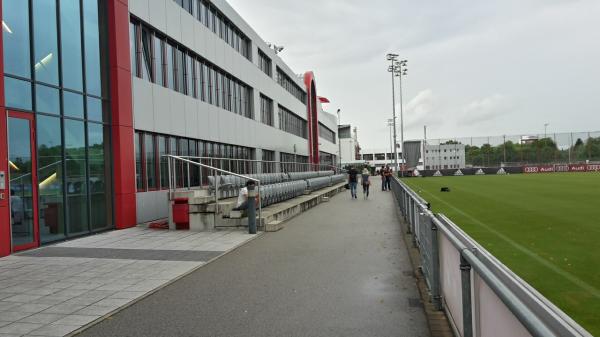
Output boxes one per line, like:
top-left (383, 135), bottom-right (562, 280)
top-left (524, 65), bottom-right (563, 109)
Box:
top-left (276, 67), bottom-right (307, 105)
top-left (363, 154), bottom-right (374, 161)
top-left (319, 123), bottom-right (336, 144)
top-left (130, 19), bottom-right (255, 120)
top-left (261, 149), bottom-right (275, 173)
top-left (141, 27), bottom-right (153, 81)
top-left (3, 0), bottom-right (112, 241)
top-left (153, 33), bottom-right (164, 86)
top-left (33, 0), bottom-right (59, 85)
top-left (145, 134), bottom-right (157, 189)
top-left (278, 105), bottom-right (307, 139)
top-left (258, 49), bottom-right (272, 77)
top-left (319, 151), bottom-right (335, 168)
top-left (375, 153), bottom-right (386, 161)
top-left (260, 94), bottom-right (274, 127)
top-left (280, 152), bottom-right (309, 172)
top-left (175, 0), bottom-right (252, 60)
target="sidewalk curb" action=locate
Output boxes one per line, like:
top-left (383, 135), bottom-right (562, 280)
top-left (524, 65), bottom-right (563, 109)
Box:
top-left (69, 231), bottom-right (264, 336)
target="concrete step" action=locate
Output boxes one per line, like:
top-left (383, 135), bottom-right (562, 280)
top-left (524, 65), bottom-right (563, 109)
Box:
top-left (171, 188), bottom-right (212, 200)
top-left (265, 220), bottom-right (283, 232)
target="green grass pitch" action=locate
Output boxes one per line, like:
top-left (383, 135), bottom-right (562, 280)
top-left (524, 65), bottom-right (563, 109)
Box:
top-left (402, 173), bottom-right (600, 335)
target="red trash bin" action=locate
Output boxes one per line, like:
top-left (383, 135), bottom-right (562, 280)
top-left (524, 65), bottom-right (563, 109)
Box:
top-left (172, 198), bottom-right (189, 230)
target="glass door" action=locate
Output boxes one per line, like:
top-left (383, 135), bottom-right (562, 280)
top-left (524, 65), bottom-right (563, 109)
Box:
top-left (7, 111), bottom-right (39, 251)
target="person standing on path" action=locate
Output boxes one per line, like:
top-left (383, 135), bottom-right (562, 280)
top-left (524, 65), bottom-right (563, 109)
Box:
top-left (381, 165), bottom-right (389, 191)
top-left (348, 166), bottom-right (359, 199)
top-left (361, 167), bottom-right (371, 199)
top-left (385, 166), bottom-right (392, 191)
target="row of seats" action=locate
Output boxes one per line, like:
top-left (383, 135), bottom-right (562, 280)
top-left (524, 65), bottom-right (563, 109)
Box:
top-left (330, 174), bottom-right (346, 185)
top-left (306, 177), bottom-right (332, 192)
top-left (259, 181), bottom-right (307, 207)
top-left (287, 170), bottom-right (334, 181)
top-left (209, 171), bottom-right (336, 198)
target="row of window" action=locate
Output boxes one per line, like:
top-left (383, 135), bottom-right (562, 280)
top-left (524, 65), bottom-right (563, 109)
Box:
top-left (362, 153), bottom-right (401, 161)
top-left (425, 148), bottom-right (463, 153)
top-left (280, 152), bottom-right (309, 173)
top-left (276, 67), bottom-right (307, 105)
top-left (260, 94), bottom-right (274, 127)
top-left (135, 131), bottom-right (255, 192)
top-left (426, 165), bottom-right (461, 170)
top-left (261, 150), bottom-right (276, 173)
top-left (130, 20), bottom-right (253, 119)
top-left (318, 123), bottom-right (336, 144)
top-left (278, 105), bottom-right (307, 139)
top-left (172, 0), bottom-right (251, 60)
top-left (3, 0), bottom-right (106, 112)
top-left (258, 49), bottom-right (272, 77)
top-left (319, 151), bottom-right (337, 167)
top-left (426, 156), bottom-right (461, 161)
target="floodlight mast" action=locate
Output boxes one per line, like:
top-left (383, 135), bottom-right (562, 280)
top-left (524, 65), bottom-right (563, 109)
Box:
top-left (396, 60), bottom-right (408, 177)
top-left (386, 53), bottom-right (399, 173)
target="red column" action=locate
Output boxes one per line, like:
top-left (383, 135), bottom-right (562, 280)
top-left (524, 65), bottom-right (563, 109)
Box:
top-left (107, 0), bottom-right (136, 229)
top-left (304, 72), bottom-right (320, 168)
top-left (0, 4), bottom-right (11, 256)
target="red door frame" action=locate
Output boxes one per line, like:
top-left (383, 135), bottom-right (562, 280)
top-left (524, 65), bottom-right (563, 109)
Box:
top-left (7, 111), bottom-right (40, 252)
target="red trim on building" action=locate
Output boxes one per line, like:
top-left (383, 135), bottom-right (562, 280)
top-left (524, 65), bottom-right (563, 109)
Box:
top-left (108, 0), bottom-right (137, 229)
top-left (304, 72), bottom-right (319, 167)
top-left (0, 4), bottom-right (11, 257)
top-left (7, 111), bottom-right (39, 252)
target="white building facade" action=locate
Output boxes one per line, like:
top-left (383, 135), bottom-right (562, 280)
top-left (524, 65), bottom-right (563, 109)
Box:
top-left (360, 148), bottom-right (403, 170)
top-left (423, 144), bottom-right (466, 170)
top-left (130, 0), bottom-right (338, 223)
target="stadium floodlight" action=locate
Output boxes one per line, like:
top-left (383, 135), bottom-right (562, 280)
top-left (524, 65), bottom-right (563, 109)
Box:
top-left (395, 59), bottom-right (408, 177)
top-left (387, 54), bottom-right (400, 172)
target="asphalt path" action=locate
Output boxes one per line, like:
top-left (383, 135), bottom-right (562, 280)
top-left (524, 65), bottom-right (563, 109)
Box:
top-left (79, 177), bottom-right (429, 337)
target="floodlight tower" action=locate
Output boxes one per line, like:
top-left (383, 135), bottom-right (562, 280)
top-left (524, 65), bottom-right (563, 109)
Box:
top-left (395, 60), bottom-right (408, 177)
top-left (387, 119), bottom-right (394, 165)
top-left (386, 53), bottom-right (399, 172)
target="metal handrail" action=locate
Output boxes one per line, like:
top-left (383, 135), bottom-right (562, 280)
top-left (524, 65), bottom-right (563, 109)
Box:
top-left (175, 155), bottom-right (341, 174)
top-left (391, 176), bottom-right (592, 337)
top-left (163, 154), bottom-right (262, 228)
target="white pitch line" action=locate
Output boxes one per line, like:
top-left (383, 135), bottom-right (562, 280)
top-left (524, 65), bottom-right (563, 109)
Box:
top-left (419, 189), bottom-right (600, 299)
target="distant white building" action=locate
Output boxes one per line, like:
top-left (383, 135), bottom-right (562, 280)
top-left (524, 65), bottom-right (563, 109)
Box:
top-left (339, 125), bottom-right (361, 165)
top-left (360, 148), bottom-right (404, 171)
top-left (423, 143), bottom-right (466, 170)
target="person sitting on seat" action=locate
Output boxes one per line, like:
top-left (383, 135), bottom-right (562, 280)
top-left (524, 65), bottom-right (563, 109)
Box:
top-left (233, 181), bottom-right (260, 211)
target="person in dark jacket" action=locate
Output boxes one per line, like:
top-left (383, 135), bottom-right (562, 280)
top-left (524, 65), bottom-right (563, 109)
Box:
top-left (348, 166), bottom-right (359, 199)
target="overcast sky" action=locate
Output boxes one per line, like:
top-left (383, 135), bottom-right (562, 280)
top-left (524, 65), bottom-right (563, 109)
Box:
top-left (228, 0), bottom-right (600, 149)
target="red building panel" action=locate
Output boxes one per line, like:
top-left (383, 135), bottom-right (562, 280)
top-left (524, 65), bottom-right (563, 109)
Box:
top-left (304, 72), bottom-right (320, 167)
top-left (0, 4), bottom-right (11, 257)
top-left (108, 0), bottom-right (137, 229)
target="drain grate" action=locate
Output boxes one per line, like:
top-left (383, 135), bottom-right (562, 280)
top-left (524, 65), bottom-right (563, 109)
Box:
top-left (408, 298), bottom-right (423, 308)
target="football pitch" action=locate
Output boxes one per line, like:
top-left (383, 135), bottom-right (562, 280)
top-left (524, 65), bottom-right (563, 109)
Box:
top-left (402, 173), bottom-right (600, 335)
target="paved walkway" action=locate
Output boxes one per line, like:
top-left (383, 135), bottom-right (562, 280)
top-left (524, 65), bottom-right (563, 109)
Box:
top-left (80, 177), bottom-right (430, 337)
top-left (0, 228), bottom-right (255, 336)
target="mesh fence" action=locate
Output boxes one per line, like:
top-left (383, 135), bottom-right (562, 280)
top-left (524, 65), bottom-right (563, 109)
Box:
top-left (425, 131), bottom-right (600, 167)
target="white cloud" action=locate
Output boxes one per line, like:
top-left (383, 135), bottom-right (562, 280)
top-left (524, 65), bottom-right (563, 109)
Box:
top-left (227, 0), bottom-right (600, 148)
top-left (459, 94), bottom-right (508, 125)
top-left (403, 89), bottom-right (440, 129)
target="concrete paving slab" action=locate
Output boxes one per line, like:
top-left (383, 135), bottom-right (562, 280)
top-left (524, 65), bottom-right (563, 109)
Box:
top-left (0, 228), bottom-right (258, 336)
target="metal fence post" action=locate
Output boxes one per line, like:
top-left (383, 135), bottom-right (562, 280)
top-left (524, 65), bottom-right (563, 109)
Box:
top-left (431, 219), bottom-right (442, 310)
top-left (460, 253), bottom-right (473, 337)
top-left (247, 181), bottom-right (257, 234)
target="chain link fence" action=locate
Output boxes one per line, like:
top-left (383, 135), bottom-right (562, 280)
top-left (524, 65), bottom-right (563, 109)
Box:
top-left (425, 131), bottom-right (600, 167)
